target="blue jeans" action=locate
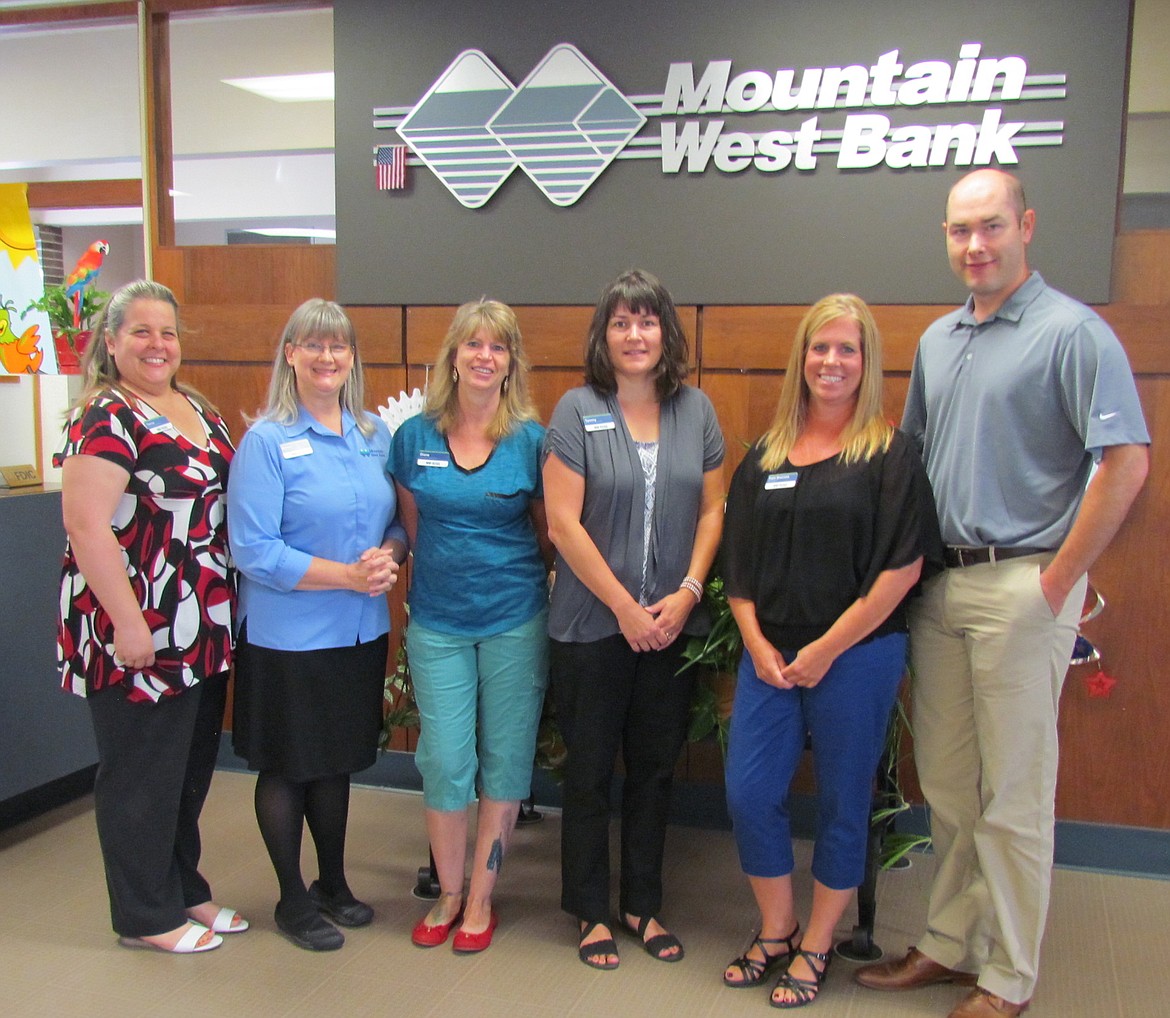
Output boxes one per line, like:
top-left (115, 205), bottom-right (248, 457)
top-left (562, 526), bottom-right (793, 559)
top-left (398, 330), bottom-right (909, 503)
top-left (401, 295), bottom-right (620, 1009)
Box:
top-left (725, 632), bottom-right (907, 890)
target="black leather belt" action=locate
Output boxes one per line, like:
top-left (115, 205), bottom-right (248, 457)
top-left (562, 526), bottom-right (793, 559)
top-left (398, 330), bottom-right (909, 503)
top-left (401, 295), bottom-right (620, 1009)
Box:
top-left (943, 546), bottom-right (1050, 568)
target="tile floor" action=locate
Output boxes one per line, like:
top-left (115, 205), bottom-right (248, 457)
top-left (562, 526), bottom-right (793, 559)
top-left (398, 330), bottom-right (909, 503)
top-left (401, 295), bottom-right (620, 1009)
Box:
top-left (2, 769), bottom-right (1166, 1017)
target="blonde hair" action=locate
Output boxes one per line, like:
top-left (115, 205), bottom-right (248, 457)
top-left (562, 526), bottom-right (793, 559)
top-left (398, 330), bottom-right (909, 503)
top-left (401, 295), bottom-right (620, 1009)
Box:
top-left (255, 298), bottom-right (376, 438)
top-left (758, 293), bottom-right (892, 471)
top-left (423, 299), bottom-right (537, 440)
top-left (72, 278), bottom-right (218, 418)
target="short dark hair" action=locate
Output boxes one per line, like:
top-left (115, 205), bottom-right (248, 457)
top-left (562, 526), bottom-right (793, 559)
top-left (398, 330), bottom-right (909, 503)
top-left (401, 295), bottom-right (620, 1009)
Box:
top-left (584, 269), bottom-right (689, 400)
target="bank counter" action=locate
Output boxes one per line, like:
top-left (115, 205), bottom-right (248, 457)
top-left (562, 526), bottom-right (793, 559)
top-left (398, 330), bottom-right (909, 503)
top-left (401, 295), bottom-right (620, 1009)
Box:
top-left (0, 485), bottom-right (98, 826)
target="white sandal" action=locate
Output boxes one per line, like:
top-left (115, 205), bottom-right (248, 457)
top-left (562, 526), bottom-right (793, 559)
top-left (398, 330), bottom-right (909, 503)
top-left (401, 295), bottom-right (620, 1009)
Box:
top-left (119, 923), bottom-right (223, 953)
top-left (193, 906), bottom-right (249, 934)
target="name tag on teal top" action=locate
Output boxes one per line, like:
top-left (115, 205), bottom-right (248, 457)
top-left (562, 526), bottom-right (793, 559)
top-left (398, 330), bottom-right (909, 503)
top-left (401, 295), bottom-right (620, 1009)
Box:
top-left (583, 413), bottom-right (616, 433)
top-left (418, 449), bottom-right (450, 467)
top-left (765, 471), bottom-right (799, 490)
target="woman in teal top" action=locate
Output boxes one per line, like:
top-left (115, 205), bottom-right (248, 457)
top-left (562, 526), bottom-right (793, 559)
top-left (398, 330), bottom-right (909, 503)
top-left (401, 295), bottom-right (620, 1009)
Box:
top-left (388, 299), bottom-right (552, 955)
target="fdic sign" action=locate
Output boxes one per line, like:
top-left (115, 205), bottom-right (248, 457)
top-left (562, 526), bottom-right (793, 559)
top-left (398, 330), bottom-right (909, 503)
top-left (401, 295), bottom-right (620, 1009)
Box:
top-left (336, 0), bottom-right (1129, 305)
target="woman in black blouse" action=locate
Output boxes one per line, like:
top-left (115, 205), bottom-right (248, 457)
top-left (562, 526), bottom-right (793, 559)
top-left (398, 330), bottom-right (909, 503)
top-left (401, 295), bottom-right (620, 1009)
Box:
top-left (719, 294), bottom-right (941, 1008)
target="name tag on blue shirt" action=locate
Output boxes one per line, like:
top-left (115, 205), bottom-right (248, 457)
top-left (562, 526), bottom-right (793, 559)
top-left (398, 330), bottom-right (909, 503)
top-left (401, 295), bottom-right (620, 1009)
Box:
top-left (418, 449), bottom-right (450, 467)
top-left (281, 438), bottom-right (313, 459)
top-left (765, 471), bottom-right (799, 490)
top-left (583, 413), bottom-right (616, 433)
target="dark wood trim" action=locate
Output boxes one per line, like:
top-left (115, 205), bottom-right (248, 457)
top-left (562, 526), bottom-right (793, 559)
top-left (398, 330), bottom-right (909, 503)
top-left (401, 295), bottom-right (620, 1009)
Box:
top-left (0, 3), bottom-right (136, 27)
top-left (0, 1), bottom-right (322, 26)
top-left (26, 180), bottom-right (142, 210)
top-left (145, 8), bottom-right (176, 247)
top-left (150, 0), bottom-right (327, 11)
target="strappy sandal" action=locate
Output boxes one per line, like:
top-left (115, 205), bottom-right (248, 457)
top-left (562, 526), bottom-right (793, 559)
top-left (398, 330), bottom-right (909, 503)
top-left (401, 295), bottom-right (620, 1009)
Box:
top-left (723, 923), bottom-right (801, 987)
top-left (618, 914), bottom-right (684, 962)
top-left (770, 947), bottom-right (831, 1009)
top-left (578, 920), bottom-right (619, 970)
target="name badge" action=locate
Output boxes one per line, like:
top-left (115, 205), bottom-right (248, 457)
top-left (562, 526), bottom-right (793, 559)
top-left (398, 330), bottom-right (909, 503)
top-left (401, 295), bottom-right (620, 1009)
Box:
top-left (583, 413), bottom-right (616, 433)
top-left (143, 415), bottom-right (176, 436)
top-left (280, 438), bottom-right (313, 459)
top-left (765, 471), bottom-right (799, 490)
top-left (417, 449), bottom-right (450, 468)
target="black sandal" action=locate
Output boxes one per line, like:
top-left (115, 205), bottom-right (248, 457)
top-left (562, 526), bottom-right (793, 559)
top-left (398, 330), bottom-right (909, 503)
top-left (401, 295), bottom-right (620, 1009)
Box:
top-left (619, 914), bottom-right (684, 962)
top-left (770, 948), bottom-right (831, 1009)
top-left (578, 920), bottom-right (619, 970)
top-left (723, 923), bottom-right (800, 988)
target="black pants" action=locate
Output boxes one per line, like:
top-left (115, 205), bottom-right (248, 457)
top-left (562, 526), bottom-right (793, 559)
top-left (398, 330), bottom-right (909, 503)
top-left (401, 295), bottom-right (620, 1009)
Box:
top-left (87, 672), bottom-right (227, 938)
top-left (551, 634), bottom-right (694, 923)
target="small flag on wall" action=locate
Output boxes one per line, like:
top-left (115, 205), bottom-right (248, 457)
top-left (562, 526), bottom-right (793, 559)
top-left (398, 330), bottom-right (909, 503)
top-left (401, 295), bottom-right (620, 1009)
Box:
top-left (376, 144), bottom-right (408, 190)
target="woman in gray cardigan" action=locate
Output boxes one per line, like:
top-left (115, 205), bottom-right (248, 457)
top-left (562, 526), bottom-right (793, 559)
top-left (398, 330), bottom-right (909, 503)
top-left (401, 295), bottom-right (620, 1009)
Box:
top-left (543, 269), bottom-right (725, 969)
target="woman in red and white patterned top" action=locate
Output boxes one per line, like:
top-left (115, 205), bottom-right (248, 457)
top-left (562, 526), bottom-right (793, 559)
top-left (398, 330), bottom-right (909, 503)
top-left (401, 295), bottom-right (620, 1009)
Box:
top-left (55, 279), bottom-right (245, 954)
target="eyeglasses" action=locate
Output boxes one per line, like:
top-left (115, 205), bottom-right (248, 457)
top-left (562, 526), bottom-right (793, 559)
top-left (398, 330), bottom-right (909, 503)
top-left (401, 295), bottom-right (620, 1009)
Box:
top-left (297, 339), bottom-right (352, 356)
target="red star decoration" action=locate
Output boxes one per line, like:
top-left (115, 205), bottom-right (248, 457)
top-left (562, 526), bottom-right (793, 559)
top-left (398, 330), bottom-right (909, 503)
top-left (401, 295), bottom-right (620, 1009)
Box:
top-left (1085, 670), bottom-right (1117, 698)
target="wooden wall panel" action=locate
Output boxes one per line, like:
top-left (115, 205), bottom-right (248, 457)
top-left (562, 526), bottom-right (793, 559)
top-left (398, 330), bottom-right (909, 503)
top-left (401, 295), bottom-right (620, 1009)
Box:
top-left (1055, 375), bottom-right (1170, 826)
top-left (1113, 231), bottom-right (1170, 305)
top-left (158, 245), bottom-right (335, 305)
top-left (364, 366), bottom-right (409, 414)
top-left (182, 363), bottom-right (269, 441)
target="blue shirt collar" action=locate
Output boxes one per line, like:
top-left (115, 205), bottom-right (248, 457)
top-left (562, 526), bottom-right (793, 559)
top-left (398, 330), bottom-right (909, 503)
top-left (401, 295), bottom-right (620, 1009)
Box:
top-left (285, 403), bottom-right (358, 438)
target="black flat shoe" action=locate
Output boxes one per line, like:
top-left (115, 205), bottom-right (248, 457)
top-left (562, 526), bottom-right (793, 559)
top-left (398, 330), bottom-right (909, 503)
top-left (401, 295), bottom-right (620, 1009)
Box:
top-left (618, 914), bottom-right (684, 962)
top-left (578, 920), bottom-right (619, 970)
top-left (308, 880), bottom-right (374, 928)
top-left (274, 902), bottom-right (344, 951)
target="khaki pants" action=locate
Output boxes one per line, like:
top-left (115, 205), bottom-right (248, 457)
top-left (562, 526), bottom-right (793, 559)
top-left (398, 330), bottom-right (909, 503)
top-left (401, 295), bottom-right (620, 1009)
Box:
top-left (910, 555), bottom-right (1086, 1004)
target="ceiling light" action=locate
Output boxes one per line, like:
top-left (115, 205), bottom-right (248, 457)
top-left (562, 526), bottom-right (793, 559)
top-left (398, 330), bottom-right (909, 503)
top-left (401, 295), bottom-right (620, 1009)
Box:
top-left (222, 72), bottom-right (334, 103)
top-left (243, 227), bottom-right (337, 240)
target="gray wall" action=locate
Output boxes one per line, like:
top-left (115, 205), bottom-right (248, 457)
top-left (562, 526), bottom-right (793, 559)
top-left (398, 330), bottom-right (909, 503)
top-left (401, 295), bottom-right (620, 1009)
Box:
top-left (335, 0), bottom-right (1130, 306)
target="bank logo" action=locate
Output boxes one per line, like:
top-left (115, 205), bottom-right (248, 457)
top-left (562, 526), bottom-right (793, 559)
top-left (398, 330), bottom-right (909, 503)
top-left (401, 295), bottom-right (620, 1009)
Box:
top-left (396, 44), bottom-right (646, 208)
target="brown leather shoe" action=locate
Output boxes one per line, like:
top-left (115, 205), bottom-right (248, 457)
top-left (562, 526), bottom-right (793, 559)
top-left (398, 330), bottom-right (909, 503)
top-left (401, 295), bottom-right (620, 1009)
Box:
top-left (853, 946), bottom-right (978, 991)
top-left (948, 987), bottom-right (1029, 1017)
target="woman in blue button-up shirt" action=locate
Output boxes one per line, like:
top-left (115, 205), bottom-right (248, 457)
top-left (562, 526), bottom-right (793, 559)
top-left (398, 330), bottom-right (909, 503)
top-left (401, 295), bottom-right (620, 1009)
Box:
top-left (228, 299), bottom-right (407, 953)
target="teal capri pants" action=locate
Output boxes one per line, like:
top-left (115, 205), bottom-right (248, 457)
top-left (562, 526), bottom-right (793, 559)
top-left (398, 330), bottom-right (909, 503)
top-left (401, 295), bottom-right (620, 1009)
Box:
top-left (407, 608), bottom-right (549, 811)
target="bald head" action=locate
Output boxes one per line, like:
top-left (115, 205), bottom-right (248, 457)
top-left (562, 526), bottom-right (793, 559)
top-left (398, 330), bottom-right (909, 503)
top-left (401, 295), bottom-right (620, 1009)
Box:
top-left (946, 169), bottom-right (1027, 224)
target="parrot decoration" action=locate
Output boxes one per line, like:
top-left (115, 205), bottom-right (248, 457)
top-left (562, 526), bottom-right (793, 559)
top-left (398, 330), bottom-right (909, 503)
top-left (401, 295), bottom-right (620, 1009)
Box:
top-left (63, 239), bottom-right (109, 328)
top-left (0, 297), bottom-right (44, 374)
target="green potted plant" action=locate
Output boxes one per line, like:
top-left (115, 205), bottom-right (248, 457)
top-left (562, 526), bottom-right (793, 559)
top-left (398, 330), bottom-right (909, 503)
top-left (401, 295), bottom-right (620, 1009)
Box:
top-left (24, 284), bottom-right (108, 373)
top-left (678, 575), bottom-right (742, 754)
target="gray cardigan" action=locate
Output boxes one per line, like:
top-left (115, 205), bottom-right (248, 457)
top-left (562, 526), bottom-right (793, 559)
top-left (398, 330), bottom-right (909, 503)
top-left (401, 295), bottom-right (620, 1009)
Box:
top-left (543, 384), bottom-right (724, 643)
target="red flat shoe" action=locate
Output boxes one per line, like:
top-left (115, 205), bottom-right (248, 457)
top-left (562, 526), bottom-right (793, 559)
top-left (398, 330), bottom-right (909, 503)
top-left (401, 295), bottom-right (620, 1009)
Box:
top-left (452, 910), bottom-right (499, 954)
top-left (411, 906), bottom-right (464, 947)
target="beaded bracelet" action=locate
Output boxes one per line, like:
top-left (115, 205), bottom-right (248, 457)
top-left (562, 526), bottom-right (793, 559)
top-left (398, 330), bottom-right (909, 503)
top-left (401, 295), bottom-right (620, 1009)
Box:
top-left (680, 575), bottom-right (704, 602)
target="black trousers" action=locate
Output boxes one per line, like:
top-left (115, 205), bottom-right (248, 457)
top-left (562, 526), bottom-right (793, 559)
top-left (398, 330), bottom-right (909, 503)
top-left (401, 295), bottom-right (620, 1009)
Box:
top-left (87, 672), bottom-right (227, 938)
top-left (551, 634), bottom-right (694, 924)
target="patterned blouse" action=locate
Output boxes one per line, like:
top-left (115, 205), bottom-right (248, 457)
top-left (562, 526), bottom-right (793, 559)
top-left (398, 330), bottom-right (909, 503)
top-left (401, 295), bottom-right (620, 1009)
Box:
top-left (54, 387), bottom-right (235, 702)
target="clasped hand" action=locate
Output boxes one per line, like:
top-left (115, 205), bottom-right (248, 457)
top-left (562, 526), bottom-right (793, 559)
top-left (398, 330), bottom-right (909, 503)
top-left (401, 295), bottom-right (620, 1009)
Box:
top-left (617, 590), bottom-right (694, 653)
top-left (748, 638), bottom-right (834, 690)
top-left (350, 547), bottom-right (400, 596)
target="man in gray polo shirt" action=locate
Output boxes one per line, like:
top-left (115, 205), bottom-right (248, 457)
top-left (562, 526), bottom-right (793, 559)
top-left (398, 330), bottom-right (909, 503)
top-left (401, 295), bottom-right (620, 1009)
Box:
top-left (854, 169), bottom-right (1148, 1018)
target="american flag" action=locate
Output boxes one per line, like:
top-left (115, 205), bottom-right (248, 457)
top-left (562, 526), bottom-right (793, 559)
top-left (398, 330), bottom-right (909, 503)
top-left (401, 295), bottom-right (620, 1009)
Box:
top-left (376, 144), bottom-right (408, 190)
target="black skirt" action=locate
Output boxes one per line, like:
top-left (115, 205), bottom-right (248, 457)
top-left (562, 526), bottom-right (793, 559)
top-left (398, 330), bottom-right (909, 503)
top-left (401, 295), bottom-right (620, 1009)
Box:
top-left (231, 623), bottom-right (388, 781)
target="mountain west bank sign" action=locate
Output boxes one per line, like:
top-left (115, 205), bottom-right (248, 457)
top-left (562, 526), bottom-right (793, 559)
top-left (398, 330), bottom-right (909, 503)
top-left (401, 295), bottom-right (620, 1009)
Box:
top-left (335, 0), bottom-right (1130, 305)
